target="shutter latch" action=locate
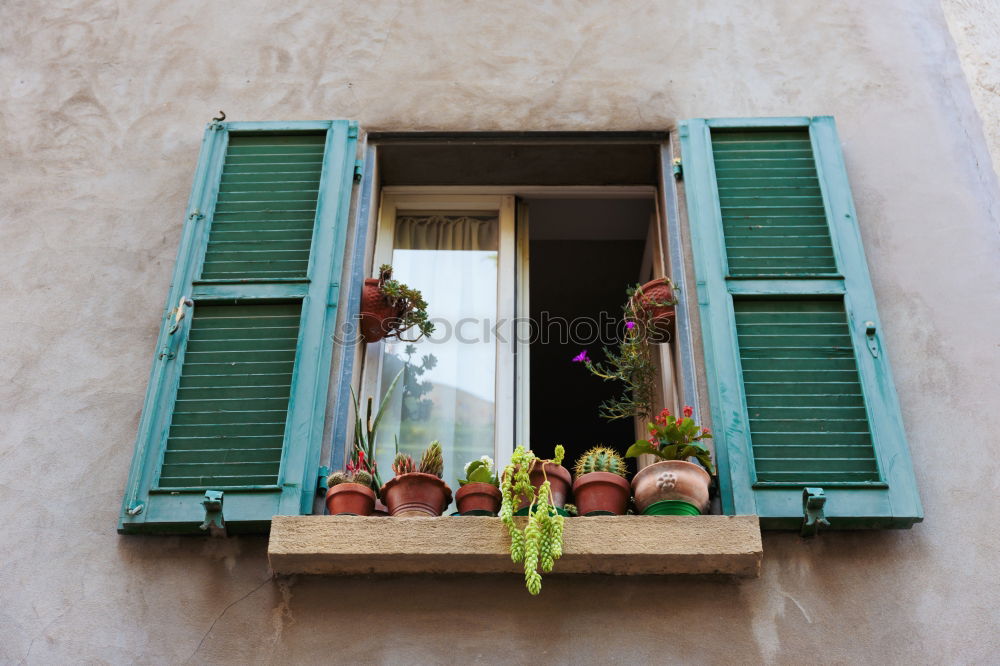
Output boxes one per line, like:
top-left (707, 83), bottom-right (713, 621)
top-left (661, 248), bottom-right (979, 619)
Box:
top-left (864, 321), bottom-right (879, 358)
top-left (317, 465), bottom-right (331, 495)
top-left (672, 157), bottom-right (683, 180)
top-left (801, 487), bottom-right (830, 537)
top-left (199, 490), bottom-right (227, 537)
top-left (353, 160), bottom-right (364, 183)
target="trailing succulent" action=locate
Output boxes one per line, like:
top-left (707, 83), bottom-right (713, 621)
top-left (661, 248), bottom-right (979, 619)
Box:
top-left (499, 445), bottom-right (566, 596)
top-left (391, 440), bottom-right (444, 478)
top-left (376, 264), bottom-right (434, 342)
top-left (573, 446), bottom-right (627, 479)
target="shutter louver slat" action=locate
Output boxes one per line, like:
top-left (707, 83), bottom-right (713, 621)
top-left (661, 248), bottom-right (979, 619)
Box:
top-left (712, 129), bottom-right (837, 276)
top-left (158, 302), bottom-right (301, 489)
top-left (201, 134), bottom-right (325, 281)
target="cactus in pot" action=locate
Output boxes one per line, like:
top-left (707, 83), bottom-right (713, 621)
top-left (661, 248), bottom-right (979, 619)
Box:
top-left (571, 445), bottom-right (632, 517)
top-left (380, 441), bottom-right (452, 517)
top-left (325, 452), bottom-right (378, 516)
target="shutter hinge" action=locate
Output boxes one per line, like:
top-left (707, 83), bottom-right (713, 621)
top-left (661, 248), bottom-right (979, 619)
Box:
top-left (317, 466), bottom-right (331, 495)
top-left (672, 158), bottom-right (683, 180)
top-left (864, 321), bottom-right (879, 358)
top-left (188, 209), bottom-right (204, 222)
top-left (208, 110), bottom-right (226, 130)
top-left (125, 502), bottom-right (144, 516)
top-left (348, 122), bottom-right (359, 139)
top-left (199, 490), bottom-right (227, 537)
top-left (801, 487), bottom-right (830, 537)
top-left (353, 160), bottom-right (364, 183)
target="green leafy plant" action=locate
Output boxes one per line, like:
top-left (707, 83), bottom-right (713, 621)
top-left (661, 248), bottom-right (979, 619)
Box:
top-left (499, 445), bottom-right (566, 596)
top-left (573, 446), bottom-right (627, 479)
top-left (375, 264), bottom-right (434, 342)
top-left (459, 455), bottom-right (499, 487)
top-left (572, 285), bottom-right (665, 421)
top-left (625, 405), bottom-right (715, 473)
top-left (349, 368), bottom-right (403, 489)
top-left (418, 440), bottom-right (444, 477)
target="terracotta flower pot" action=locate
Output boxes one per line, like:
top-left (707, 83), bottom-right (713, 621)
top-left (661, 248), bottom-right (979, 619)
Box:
top-left (631, 277), bottom-right (676, 342)
top-left (380, 472), bottom-right (453, 516)
top-left (325, 483), bottom-right (376, 516)
top-left (455, 482), bottom-right (502, 515)
top-left (359, 278), bottom-right (403, 343)
top-left (572, 472), bottom-right (631, 516)
top-left (516, 462), bottom-right (573, 511)
top-left (631, 460), bottom-right (711, 514)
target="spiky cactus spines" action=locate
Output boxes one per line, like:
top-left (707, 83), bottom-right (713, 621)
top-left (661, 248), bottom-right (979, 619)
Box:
top-left (573, 446), bottom-right (628, 479)
top-left (392, 452), bottom-right (416, 476)
top-left (326, 471), bottom-right (349, 488)
top-left (352, 470), bottom-right (373, 488)
top-left (418, 440), bottom-right (444, 478)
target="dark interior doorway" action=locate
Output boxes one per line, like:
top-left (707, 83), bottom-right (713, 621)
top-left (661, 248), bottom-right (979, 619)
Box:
top-left (527, 197), bottom-right (654, 472)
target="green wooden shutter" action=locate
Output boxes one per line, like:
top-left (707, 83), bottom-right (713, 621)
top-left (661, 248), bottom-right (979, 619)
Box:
top-left (680, 117), bottom-right (922, 529)
top-left (119, 120), bottom-right (359, 534)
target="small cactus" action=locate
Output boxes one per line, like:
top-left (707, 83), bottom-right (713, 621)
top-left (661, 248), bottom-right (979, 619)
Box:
top-left (392, 452), bottom-right (416, 476)
top-left (418, 440), bottom-right (444, 478)
top-left (326, 471), bottom-right (349, 488)
top-left (352, 469), bottom-right (373, 488)
top-left (573, 446), bottom-right (628, 479)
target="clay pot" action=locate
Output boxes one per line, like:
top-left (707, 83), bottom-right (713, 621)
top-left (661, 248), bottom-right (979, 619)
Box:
top-left (631, 277), bottom-right (676, 342)
top-left (631, 460), bottom-right (710, 515)
top-left (455, 482), bottom-right (502, 515)
top-left (516, 462), bottom-right (573, 511)
top-left (572, 472), bottom-right (631, 516)
top-left (325, 483), bottom-right (376, 516)
top-left (359, 278), bottom-right (403, 343)
top-left (380, 473), bottom-right (453, 516)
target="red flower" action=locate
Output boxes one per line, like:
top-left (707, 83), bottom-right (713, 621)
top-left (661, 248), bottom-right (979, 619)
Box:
top-left (701, 427), bottom-right (711, 435)
top-left (648, 437), bottom-right (660, 448)
top-left (683, 405), bottom-right (694, 418)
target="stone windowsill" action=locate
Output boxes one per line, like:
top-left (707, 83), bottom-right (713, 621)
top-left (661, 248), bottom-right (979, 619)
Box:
top-left (267, 515), bottom-right (762, 577)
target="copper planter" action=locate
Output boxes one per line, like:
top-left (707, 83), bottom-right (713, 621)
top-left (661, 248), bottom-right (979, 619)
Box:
top-left (631, 460), bottom-right (710, 514)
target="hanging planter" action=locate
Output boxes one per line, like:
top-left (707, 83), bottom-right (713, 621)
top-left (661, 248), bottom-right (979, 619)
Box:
top-left (629, 277), bottom-right (679, 342)
top-left (359, 264), bottom-right (434, 343)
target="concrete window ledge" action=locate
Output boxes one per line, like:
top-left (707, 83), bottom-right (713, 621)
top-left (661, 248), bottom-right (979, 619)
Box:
top-left (268, 515), bottom-right (762, 577)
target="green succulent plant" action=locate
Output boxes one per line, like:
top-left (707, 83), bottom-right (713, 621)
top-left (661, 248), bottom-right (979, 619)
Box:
top-left (375, 264), bottom-right (435, 342)
top-left (573, 446), bottom-right (628, 479)
top-left (459, 456), bottom-right (499, 487)
top-left (418, 440), bottom-right (444, 478)
top-left (499, 445), bottom-right (566, 596)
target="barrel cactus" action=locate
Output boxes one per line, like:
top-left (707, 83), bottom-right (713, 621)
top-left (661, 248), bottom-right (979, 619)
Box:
top-left (418, 440), bottom-right (444, 478)
top-left (573, 446), bottom-right (627, 479)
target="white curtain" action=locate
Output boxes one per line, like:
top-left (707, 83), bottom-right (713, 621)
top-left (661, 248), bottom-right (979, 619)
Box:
top-left (394, 215), bottom-right (498, 252)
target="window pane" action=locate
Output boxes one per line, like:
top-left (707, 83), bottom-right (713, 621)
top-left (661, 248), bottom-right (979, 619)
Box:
top-left (376, 215), bottom-right (499, 497)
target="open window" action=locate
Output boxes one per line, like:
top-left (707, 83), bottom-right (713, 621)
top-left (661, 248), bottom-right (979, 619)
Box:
top-left (346, 133), bottom-right (700, 502)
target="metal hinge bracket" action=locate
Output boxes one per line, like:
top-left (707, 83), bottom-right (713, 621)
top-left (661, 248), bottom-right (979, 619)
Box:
top-left (353, 160), bottom-right (364, 183)
top-left (672, 157), bottom-right (683, 180)
top-left (801, 487), bottom-right (830, 537)
top-left (317, 465), bottom-right (331, 494)
top-left (864, 321), bottom-right (879, 358)
top-left (199, 490), bottom-right (227, 537)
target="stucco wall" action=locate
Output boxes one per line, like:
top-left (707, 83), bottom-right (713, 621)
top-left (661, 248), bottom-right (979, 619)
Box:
top-left (2, 0), bottom-right (999, 663)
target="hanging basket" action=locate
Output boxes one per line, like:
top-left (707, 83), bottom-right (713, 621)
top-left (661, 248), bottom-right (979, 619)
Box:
top-left (359, 278), bottom-right (405, 343)
top-left (630, 277), bottom-right (677, 343)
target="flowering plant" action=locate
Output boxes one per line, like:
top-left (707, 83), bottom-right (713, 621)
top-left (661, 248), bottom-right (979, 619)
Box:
top-left (625, 406), bottom-right (715, 474)
top-left (327, 451), bottom-right (375, 489)
top-left (459, 455), bottom-right (499, 487)
top-left (572, 287), bottom-right (660, 421)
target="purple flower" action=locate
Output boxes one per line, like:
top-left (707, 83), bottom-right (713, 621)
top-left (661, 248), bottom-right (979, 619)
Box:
top-left (625, 321), bottom-right (636, 330)
top-left (572, 350), bottom-right (590, 363)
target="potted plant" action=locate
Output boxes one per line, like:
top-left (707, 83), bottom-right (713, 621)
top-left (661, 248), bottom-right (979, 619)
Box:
top-left (455, 456), bottom-right (502, 515)
top-left (625, 406), bottom-right (714, 515)
top-left (499, 445), bottom-right (567, 595)
top-left (379, 441), bottom-right (453, 516)
top-left (571, 446), bottom-right (631, 516)
top-left (349, 367), bottom-right (404, 514)
top-left (359, 264), bottom-right (435, 343)
top-left (325, 453), bottom-right (376, 516)
top-left (629, 277), bottom-right (678, 342)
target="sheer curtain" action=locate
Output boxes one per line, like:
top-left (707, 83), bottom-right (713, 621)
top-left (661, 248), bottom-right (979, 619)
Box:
top-left (376, 215), bottom-right (500, 501)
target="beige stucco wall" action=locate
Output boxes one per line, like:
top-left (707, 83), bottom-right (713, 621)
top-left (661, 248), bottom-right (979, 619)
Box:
top-left (2, 0), bottom-right (999, 663)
